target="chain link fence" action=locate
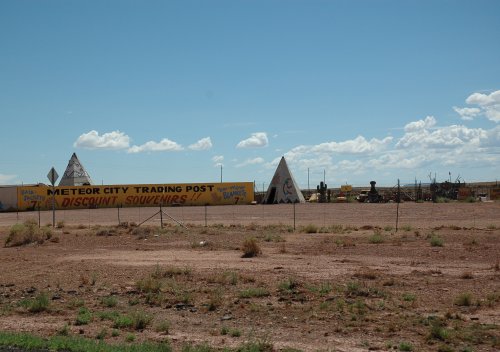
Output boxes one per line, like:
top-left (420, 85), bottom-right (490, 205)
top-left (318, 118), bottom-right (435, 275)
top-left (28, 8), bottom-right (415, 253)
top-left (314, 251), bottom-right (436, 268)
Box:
top-left (2, 202), bottom-right (498, 230)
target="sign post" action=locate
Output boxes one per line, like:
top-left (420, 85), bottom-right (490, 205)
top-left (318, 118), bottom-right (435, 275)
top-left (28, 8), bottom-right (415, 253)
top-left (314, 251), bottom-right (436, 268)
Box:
top-left (47, 167), bottom-right (59, 228)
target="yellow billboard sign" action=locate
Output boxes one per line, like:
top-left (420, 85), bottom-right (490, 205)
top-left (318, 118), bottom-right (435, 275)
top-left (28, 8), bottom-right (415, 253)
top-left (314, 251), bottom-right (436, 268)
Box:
top-left (18, 182), bottom-right (254, 211)
top-left (340, 185), bottom-right (353, 192)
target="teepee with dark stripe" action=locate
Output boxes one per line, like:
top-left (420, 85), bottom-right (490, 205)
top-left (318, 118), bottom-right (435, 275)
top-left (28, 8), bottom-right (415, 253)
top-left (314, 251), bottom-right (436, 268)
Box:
top-left (59, 153), bottom-right (93, 186)
top-left (263, 157), bottom-right (305, 204)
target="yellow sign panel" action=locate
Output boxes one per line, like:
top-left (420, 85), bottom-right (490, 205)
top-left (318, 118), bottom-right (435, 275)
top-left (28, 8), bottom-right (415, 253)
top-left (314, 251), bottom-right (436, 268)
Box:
top-left (18, 182), bottom-right (254, 211)
top-left (340, 185), bottom-right (353, 192)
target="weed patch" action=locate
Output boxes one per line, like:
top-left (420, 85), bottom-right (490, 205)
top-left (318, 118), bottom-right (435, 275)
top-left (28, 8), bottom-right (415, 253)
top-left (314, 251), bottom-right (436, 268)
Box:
top-left (239, 287), bottom-right (269, 298)
top-left (241, 238), bottom-right (261, 258)
top-left (75, 307), bottom-right (92, 325)
top-left (455, 292), bottom-right (473, 306)
top-left (19, 292), bottom-right (50, 313)
top-left (5, 220), bottom-right (53, 247)
top-left (302, 224), bottom-right (318, 234)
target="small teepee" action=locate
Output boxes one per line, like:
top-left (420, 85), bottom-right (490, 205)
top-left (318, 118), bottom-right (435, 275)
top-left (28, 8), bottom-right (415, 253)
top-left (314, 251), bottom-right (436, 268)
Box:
top-left (263, 156), bottom-right (305, 204)
top-left (58, 153), bottom-right (93, 186)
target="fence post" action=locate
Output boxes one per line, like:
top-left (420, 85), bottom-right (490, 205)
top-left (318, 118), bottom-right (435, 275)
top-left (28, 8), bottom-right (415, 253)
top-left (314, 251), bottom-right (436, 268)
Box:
top-left (293, 202), bottom-right (296, 231)
top-left (117, 205), bottom-right (121, 225)
top-left (160, 203), bottom-right (163, 229)
top-left (396, 179), bottom-right (400, 232)
top-left (205, 205), bottom-right (207, 227)
top-left (38, 203), bottom-right (41, 228)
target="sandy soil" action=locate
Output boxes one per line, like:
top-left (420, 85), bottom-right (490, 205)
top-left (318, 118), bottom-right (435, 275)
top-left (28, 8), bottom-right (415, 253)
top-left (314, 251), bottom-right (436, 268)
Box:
top-left (0, 202), bottom-right (499, 351)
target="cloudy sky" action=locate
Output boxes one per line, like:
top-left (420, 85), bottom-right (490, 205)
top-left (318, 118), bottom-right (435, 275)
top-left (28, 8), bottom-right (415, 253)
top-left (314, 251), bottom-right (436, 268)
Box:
top-left (1, 1), bottom-right (499, 188)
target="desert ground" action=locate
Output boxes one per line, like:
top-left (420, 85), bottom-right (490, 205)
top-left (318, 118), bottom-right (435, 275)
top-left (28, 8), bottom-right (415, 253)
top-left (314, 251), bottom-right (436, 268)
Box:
top-left (0, 202), bottom-right (499, 351)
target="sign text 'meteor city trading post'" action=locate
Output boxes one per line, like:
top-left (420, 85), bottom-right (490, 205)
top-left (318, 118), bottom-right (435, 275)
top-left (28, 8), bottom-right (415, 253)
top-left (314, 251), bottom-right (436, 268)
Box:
top-left (17, 182), bottom-right (254, 210)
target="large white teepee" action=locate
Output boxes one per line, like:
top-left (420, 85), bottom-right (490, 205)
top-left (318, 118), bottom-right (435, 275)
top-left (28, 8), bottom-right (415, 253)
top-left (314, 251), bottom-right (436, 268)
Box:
top-left (58, 153), bottom-right (93, 186)
top-left (263, 156), bottom-right (305, 204)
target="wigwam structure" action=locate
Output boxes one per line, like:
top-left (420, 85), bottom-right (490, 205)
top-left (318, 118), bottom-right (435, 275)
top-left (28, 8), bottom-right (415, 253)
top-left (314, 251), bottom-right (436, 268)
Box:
top-left (263, 156), bottom-right (305, 204)
top-left (58, 153), bottom-right (93, 186)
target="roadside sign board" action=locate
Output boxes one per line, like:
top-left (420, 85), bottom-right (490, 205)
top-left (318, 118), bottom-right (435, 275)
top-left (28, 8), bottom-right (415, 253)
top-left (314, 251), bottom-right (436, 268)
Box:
top-left (340, 185), bottom-right (353, 192)
top-left (47, 167), bottom-right (59, 186)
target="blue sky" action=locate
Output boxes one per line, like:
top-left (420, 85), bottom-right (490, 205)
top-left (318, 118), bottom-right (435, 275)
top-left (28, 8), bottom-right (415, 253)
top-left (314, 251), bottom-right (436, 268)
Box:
top-left (1, 0), bottom-right (499, 189)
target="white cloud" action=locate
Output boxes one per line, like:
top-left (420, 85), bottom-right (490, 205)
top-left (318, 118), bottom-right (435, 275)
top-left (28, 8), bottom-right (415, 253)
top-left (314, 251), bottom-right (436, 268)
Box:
top-left (462, 90), bottom-right (500, 123)
top-left (236, 132), bottom-right (269, 148)
top-left (74, 130), bottom-right (130, 150)
top-left (453, 107), bottom-right (481, 121)
top-left (188, 137), bottom-right (212, 151)
top-left (236, 157), bottom-right (265, 168)
top-left (397, 121), bottom-right (486, 149)
top-left (212, 155), bottom-right (224, 167)
top-left (127, 139), bottom-right (183, 153)
top-left (311, 135), bottom-right (393, 154)
top-left (271, 115), bottom-right (499, 185)
top-left (403, 116), bottom-right (436, 132)
top-left (466, 90), bottom-right (500, 106)
top-left (0, 174), bottom-right (17, 185)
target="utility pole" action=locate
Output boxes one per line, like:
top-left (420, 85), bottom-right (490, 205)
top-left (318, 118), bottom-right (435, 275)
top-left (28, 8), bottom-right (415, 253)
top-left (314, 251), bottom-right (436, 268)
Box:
top-left (308, 168), bottom-right (310, 195)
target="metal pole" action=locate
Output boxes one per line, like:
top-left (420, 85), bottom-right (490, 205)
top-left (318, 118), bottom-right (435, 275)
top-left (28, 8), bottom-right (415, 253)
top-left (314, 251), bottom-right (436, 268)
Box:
top-left (38, 203), bottom-right (41, 228)
top-left (293, 202), bottom-right (296, 231)
top-left (160, 203), bottom-right (163, 229)
top-left (118, 205), bottom-right (121, 225)
top-left (220, 165), bottom-right (223, 183)
top-left (308, 168), bottom-right (310, 196)
top-left (396, 179), bottom-right (400, 232)
top-left (52, 185), bottom-right (55, 228)
top-left (205, 205), bottom-right (207, 227)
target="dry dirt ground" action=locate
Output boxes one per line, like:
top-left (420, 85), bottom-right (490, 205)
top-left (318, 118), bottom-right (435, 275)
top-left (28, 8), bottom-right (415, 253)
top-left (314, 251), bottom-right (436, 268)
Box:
top-left (0, 203), bottom-right (499, 351)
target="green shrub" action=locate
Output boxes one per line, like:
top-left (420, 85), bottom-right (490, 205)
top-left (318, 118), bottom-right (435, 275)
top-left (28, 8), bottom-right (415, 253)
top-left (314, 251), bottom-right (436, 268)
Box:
top-left (113, 315), bottom-right (134, 329)
top-left (430, 235), bottom-right (444, 247)
top-left (75, 307), bottom-right (92, 326)
top-left (19, 292), bottom-right (50, 313)
top-left (429, 321), bottom-right (449, 341)
top-left (96, 328), bottom-right (107, 340)
top-left (136, 276), bottom-right (162, 294)
top-left (401, 225), bottom-right (412, 232)
top-left (402, 293), bottom-right (416, 302)
top-left (398, 341), bottom-right (413, 351)
top-left (455, 292), bottom-right (473, 306)
top-left (303, 224), bottom-right (318, 234)
top-left (278, 278), bottom-right (298, 293)
top-left (154, 319), bottom-right (170, 334)
top-left (5, 220), bottom-right (52, 247)
top-left (131, 310), bottom-right (152, 330)
top-left (101, 296), bottom-right (118, 308)
top-left (239, 287), bottom-right (270, 298)
top-left (369, 233), bottom-right (384, 244)
top-left (435, 197), bottom-right (450, 203)
top-left (56, 324), bottom-right (70, 336)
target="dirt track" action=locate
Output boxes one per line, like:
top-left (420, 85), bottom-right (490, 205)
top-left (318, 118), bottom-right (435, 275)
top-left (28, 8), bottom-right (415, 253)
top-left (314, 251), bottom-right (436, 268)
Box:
top-left (0, 202), bottom-right (499, 351)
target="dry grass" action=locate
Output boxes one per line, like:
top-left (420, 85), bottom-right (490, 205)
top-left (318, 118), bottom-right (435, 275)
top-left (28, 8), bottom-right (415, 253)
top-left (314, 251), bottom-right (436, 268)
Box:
top-left (4, 220), bottom-right (53, 247)
top-left (241, 237), bottom-right (261, 258)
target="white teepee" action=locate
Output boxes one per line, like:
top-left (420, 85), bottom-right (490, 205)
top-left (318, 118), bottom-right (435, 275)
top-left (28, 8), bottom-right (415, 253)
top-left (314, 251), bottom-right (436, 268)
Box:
top-left (263, 157), bottom-right (305, 204)
top-left (58, 153), bottom-right (93, 186)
